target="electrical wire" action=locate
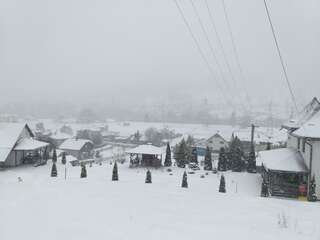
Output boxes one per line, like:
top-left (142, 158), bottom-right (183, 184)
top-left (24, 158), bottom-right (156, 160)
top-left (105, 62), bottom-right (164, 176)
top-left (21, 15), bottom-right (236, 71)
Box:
top-left (263, 0), bottom-right (299, 112)
top-left (172, 0), bottom-right (234, 107)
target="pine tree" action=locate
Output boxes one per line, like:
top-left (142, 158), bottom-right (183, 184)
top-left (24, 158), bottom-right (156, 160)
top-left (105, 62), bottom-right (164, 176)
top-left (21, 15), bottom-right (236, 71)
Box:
top-left (226, 150), bottom-right (232, 170)
top-left (218, 147), bottom-right (227, 171)
top-left (232, 147), bottom-right (243, 172)
top-left (51, 163), bottom-right (57, 177)
top-left (227, 135), bottom-right (239, 170)
top-left (52, 149), bottom-right (57, 163)
top-left (219, 175), bottom-right (226, 193)
top-left (247, 144), bottom-right (257, 173)
top-left (145, 170), bottom-right (152, 183)
top-left (175, 139), bottom-right (187, 168)
top-left (308, 175), bottom-right (317, 202)
top-left (164, 143), bottom-right (172, 167)
top-left (80, 164), bottom-right (87, 178)
top-left (186, 135), bottom-right (195, 147)
top-left (181, 171), bottom-right (188, 188)
top-left (112, 162), bottom-right (119, 181)
top-left (61, 152), bottom-right (66, 165)
top-left (204, 146), bottom-right (213, 171)
top-left (261, 179), bottom-right (269, 197)
top-left (185, 136), bottom-right (196, 164)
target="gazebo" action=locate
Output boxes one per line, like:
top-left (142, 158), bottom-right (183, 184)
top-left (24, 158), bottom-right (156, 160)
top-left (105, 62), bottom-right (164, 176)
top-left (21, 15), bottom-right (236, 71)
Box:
top-left (258, 148), bottom-right (308, 198)
top-left (126, 144), bottom-right (164, 168)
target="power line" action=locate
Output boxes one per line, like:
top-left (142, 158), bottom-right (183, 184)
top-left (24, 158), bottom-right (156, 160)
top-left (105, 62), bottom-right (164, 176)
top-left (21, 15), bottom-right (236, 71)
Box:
top-left (172, 0), bottom-right (233, 107)
top-left (263, 0), bottom-right (298, 112)
top-left (220, 0), bottom-right (251, 108)
top-left (189, 0), bottom-right (233, 94)
top-left (204, 0), bottom-right (240, 97)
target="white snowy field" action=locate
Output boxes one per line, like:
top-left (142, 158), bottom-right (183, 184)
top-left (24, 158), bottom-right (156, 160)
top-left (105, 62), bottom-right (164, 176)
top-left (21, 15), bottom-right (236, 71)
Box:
top-left (1, 162), bottom-right (320, 240)
top-left (27, 119), bottom-right (288, 144)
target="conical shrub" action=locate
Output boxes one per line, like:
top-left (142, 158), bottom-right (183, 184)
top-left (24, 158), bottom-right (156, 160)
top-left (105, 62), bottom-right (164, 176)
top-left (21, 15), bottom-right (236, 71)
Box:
top-left (181, 171), bottom-right (188, 188)
top-left (112, 162), bottom-right (119, 181)
top-left (219, 175), bottom-right (226, 193)
top-left (51, 163), bottom-right (57, 177)
top-left (80, 164), bottom-right (87, 178)
top-left (52, 149), bottom-right (57, 163)
top-left (145, 170), bottom-right (152, 183)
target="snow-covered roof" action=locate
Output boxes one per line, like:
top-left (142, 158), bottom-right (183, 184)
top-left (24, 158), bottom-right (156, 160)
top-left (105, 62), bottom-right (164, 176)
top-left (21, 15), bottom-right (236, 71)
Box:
top-left (233, 129), bottom-right (270, 144)
top-left (59, 139), bottom-right (93, 151)
top-left (232, 128), bottom-right (287, 145)
top-left (207, 133), bottom-right (227, 142)
top-left (0, 123), bottom-right (32, 162)
top-left (293, 110), bottom-right (320, 138)
top-left (282, 97), bottom-right (320, 130)
top-left (14, 138), bottom-right (49, 151)
top-left (257, 148), bottom-right (308, 173)
top-left (126, 144), bottom-right (164, 155)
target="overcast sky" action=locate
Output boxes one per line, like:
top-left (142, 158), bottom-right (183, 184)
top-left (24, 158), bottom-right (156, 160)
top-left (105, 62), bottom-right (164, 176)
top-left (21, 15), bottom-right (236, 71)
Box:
top-left (0, 0), bottom-right (319, 110)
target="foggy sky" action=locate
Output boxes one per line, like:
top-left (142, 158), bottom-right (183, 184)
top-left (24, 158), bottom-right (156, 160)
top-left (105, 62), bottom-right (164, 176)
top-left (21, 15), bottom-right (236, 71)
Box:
top-left (0, 0), bottom-right (319, 110)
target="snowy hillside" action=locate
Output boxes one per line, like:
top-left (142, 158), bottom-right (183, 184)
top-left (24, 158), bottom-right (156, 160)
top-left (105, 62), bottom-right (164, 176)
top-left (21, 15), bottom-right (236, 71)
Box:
top-left (1, 161), bottom-right (320, 240)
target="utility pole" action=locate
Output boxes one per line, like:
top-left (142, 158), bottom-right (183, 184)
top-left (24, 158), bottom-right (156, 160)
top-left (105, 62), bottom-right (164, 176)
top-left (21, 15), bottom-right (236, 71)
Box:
top-left (248, 124), bottom-right (257, 173)
top-left (251, 124), bottom-right (255, 147)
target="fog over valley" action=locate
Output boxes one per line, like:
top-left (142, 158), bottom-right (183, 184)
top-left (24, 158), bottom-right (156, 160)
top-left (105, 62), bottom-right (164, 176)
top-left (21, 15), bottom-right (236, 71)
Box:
top-left (0, 0), bottom-right (319, 122)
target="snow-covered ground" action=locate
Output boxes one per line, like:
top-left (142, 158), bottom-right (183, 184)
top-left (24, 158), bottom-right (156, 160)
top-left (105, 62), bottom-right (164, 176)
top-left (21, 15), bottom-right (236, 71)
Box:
top-left (1, 161), bottom-right (320, 240)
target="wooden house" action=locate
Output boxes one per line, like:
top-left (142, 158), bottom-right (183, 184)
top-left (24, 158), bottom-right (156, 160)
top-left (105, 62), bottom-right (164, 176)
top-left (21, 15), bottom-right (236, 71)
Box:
top-left (59, 138), bottom-right (94, 160)
top-left (0, 123), bottom-right (49, 167)
top-left (258, 97), bottom-right (320, 199)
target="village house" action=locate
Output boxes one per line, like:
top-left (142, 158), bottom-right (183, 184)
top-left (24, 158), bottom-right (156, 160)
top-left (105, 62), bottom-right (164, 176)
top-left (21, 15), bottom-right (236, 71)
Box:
top-left (0, 123), bottom-right (50, 167)
top-left (258, 97), bottom-right (320, 199)
top-left (59, 138), bottom-right (94, 160)
top-left (206, 133), bottom-right (229, 153)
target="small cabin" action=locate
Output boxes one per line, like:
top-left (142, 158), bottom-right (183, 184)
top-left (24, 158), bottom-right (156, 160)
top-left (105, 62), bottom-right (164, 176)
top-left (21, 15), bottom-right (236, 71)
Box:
top-left (59, 139), bottom-right (94, 160)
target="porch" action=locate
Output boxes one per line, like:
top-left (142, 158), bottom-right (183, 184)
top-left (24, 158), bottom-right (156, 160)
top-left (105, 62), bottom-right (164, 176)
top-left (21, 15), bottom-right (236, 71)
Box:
top-left (262, 167), bottom-right (308, 198)
top-left (14, 138), bottom-right (50, 166)
top-left (258, 148), bottom-right (308, 198)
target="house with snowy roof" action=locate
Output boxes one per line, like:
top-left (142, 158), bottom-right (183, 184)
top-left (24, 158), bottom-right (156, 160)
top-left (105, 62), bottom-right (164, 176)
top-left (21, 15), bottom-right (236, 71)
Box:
top-left (206, 133), bottom-right (229, 153)
top-left (258, 97), bottom-right (320, 199)
top-left (59, 138), bottom-right (94, 160)
top-left (0, 123), bottom-right (50, 167)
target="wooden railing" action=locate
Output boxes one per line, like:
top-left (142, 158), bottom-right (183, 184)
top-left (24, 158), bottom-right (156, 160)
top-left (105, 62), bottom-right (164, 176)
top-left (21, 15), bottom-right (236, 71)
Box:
top-left (270, 183), bottom-right (299, 198)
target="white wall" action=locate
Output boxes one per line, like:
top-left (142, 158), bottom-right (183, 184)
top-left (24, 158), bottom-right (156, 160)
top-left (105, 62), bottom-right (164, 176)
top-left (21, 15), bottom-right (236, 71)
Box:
top-left (287, 134), bottom-right (298, 149)
top-left (311, 141), bottom-right (320, 197)
top-left (207, 136), bottom-right (228, 152)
